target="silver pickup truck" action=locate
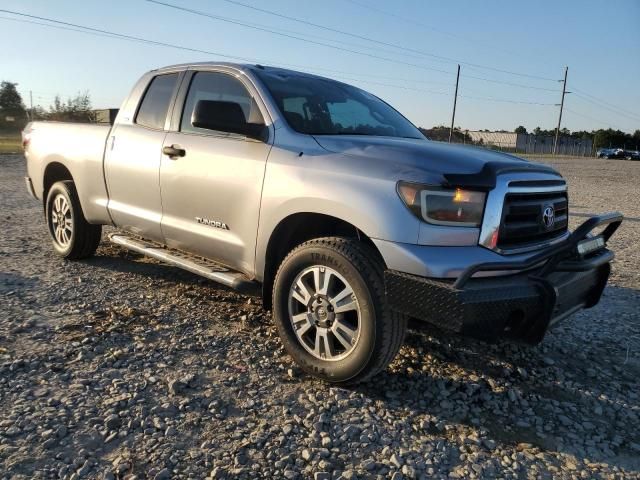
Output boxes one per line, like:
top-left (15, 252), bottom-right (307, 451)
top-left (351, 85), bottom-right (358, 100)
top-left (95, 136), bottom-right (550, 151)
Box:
top-left (23, 62), bottom-right (622, 384)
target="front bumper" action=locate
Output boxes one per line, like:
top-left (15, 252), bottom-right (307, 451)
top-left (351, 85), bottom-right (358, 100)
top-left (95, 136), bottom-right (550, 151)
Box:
top-left (385, 212), bottom-right (623, 344)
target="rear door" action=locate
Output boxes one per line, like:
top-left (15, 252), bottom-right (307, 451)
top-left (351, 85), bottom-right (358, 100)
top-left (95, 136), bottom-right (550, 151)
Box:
top-left (104, 71), bottom-right (181, 241)
top-left (159, 69), bottom-right (273, 275)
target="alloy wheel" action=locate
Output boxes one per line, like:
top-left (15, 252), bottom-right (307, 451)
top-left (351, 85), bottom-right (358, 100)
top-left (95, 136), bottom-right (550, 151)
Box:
top-left (288, 265), bottom-right (361, 361)
top-left (50, 194), bottom-right (73, 248)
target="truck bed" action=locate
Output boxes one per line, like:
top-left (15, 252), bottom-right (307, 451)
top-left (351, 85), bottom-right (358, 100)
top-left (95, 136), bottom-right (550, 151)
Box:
top-left (24, 121), bottom-right (112, 224)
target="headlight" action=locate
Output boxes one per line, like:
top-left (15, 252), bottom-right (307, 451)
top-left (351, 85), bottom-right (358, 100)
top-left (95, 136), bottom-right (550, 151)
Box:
top-left (397, 182), bottom-right (486, 227)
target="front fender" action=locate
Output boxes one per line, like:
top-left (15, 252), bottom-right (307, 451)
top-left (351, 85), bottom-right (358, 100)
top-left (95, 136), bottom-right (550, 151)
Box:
top-left (254, 148), bottom-right (421, 279)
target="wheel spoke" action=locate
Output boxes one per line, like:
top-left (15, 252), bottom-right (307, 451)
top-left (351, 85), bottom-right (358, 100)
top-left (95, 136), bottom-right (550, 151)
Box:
top-left (55, 228), bottom-right (64, 245)
top-left (60, 201), bottom-right (69, 215)
top-left (292, 278), bottom-right (313, 306)
top-left (331, 285), bottom-right (357, 313)
top-left (332, 319), bottom-right (357, 349)
top-left (331, 285), bottom-right (353, 304)
top-left (65, 218), bottom-right (73, 229)
top-left (55, 195), bottom-right (64, 213)
top-left (291, 312), bottom-right (313, 337)
top-left (313, 267), bottom-right (332, 296)
top-left (61, 229), bottom-right (70, 245)
top-left (314, 328), bottom-right (335, 360)
top-left (334, 300), bottom-right (357, 314)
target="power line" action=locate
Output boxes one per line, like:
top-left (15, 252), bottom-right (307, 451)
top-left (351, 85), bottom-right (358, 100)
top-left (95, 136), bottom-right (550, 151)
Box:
top-left (142, 1), bottom-right (458, 76)
top-left (0, 12), bottom-right (453, 89)
top-left (0, 10), bottom-right (562, 109)
top-left (570, 90), bottom-right (640, 123)
top-left (344, 0), bottom-right (524, 58)
top-left (151, 0), bottom-right (559, 82)
top-left (0, 10), bottom-right (265, 63)
top-left (570, 86), bottom-right (640, 119)
top-left (461, 74), bottom-right (559, 92)
top-left (458, 94), bottom-right (555, 106)
top-left (564, 107), bottom-right (625, 131)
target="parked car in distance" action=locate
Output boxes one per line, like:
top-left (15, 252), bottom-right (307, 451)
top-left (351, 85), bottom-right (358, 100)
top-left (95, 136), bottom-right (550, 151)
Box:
top-left (597, 148), bottom-right (626, 159)
top-left (22, 62), bottom-right (623, 384)
top-left (624, 150), bottom-right (640, 160)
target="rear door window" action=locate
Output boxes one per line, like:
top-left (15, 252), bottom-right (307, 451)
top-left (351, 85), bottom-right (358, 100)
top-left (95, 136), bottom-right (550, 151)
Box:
top-left (135, 73), bottom-right (179, 130)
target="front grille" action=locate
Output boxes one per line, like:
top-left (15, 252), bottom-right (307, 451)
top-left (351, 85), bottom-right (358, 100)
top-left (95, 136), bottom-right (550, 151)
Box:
top-left (498, 191), bottom-right (568, 249)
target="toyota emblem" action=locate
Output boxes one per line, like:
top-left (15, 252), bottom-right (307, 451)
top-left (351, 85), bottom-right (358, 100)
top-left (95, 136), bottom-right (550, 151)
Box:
top-left (542, 205), bottom-right (555, 229)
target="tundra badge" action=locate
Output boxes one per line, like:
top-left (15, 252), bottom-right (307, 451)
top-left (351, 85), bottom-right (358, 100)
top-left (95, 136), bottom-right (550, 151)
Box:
top-left (196, 217), bottom-right (229, 230)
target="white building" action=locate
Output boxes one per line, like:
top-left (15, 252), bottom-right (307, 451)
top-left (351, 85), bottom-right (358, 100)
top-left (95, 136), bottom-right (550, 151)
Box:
top-left (467, 131), bottom-right (593, 156)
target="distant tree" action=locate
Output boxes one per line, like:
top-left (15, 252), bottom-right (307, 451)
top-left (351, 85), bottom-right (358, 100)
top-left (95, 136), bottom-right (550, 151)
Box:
top-left (0, 81), bottom-right (28, 129)
top-left (30, 105), bottom-right (48, 121)
top-left (592, 128), bottom-right (634, 149)
top-left (418, 125), bottom-right (471, 143)
top-left (533, 127), bottom-right (541, 136)
top-left (514, 126), bottom-right (527, 134)
top-left (47, 92), bottom-right (95, 123)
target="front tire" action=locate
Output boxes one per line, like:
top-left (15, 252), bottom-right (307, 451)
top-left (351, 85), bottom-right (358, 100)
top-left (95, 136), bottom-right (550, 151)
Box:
top-left (45, 181), bottom-right (102, 259)
top-left (272, 237), bottom-right (407, 384)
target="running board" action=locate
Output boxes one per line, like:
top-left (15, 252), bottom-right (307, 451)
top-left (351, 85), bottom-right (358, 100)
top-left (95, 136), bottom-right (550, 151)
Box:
top-left (109, 233), bottom-right (256, 293)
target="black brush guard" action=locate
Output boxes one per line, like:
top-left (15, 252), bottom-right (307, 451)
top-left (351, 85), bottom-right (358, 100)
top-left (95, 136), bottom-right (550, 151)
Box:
top-left (385, 212), bottom-right (623, 344)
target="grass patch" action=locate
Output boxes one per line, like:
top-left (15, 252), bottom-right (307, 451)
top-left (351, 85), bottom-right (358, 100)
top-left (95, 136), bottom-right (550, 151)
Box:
top-left (0, 133), bottom-right (22, 154)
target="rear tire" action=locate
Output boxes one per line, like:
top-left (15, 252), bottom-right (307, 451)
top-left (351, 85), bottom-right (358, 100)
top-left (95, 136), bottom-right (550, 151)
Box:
top-left (272, 237), bottom-right (407, 384)
top-left (45, 181), bottom-right (102, 259)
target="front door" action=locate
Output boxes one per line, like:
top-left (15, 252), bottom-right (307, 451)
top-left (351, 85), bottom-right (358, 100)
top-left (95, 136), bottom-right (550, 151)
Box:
top-left (105, 72), bottom-right (180, 241)
top-left (159, 70), bottom-right (272, 275)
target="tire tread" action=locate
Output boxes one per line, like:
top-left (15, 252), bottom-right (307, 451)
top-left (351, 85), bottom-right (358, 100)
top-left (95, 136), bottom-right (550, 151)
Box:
top-left (273, 236), bottom-right (407, 384)
top-left (47, 181), bottom-right (102, 260)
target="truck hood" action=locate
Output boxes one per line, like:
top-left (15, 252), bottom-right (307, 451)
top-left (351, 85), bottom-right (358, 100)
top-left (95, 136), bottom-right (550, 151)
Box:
top-left (312, 135), bottom-right (560, 189)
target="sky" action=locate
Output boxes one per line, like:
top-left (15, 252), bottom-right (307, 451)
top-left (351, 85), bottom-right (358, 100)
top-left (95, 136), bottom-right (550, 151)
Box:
top-left (1, 0), bottom-right (639, 133)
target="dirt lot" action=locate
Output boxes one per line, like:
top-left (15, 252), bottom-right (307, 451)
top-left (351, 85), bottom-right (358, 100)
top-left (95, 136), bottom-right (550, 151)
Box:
top-left (1, 154), bottom-right (639, 479)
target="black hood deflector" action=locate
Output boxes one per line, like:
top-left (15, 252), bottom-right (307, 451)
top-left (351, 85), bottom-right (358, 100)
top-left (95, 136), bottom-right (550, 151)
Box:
top-left (443, 161), bottom-right (561, 191)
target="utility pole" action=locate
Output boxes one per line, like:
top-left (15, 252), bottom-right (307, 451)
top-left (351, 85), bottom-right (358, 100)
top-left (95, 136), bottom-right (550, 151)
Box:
top-left (553, 66), bottom-right (569, 155)
top-left (29, 91), bottom-right (33, 121)
top-left (449, 64), bottom-right (460, 143)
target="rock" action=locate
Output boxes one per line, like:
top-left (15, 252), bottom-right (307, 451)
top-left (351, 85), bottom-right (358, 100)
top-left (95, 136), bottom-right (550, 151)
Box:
top-left (314, 473), bottom-right (331, 480)
top-left (43, 437), bottom-right (57, 449)
top-left (361, 458), bottom-right (376, 471)
top-left (77, 460), bottom-right (92, 477)
top-left (154, 468), bottom-right (171, 480)
top-left (210, 467), bottom-right (225, 479)
top-left (401, 465), bottom-right (416, 479)
top-left (104, 414), bottom-right (121, 430)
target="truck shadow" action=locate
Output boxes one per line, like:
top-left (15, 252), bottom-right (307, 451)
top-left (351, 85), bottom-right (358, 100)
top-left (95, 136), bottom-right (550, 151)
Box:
top-left (352, 285), bottom-right (640, 471)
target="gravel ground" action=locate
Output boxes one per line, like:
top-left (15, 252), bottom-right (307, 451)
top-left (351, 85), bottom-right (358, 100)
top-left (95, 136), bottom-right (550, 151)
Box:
top-left (1, 154), bottom-right (639, 480)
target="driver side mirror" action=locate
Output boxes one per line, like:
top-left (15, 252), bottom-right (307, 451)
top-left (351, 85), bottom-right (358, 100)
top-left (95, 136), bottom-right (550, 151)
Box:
top-left (192, 100), bottom-right (266, 141)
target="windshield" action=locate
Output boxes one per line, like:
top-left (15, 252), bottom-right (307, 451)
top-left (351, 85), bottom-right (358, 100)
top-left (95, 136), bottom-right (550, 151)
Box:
top-left (256, 70), bottom-right (424, 139)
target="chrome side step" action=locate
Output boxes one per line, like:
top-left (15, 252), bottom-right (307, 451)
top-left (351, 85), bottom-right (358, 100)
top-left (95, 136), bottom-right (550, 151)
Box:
top-left (108, 233), bottom-right (256, 292)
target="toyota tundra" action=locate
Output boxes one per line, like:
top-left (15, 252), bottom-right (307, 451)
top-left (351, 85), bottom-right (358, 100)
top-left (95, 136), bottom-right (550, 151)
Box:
top-left (22, 62), bottom-right (623, 383)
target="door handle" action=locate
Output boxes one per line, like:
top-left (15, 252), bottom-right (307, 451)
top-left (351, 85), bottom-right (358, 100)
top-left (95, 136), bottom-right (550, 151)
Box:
top-left (162, 144), bottom-right (186, 158)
